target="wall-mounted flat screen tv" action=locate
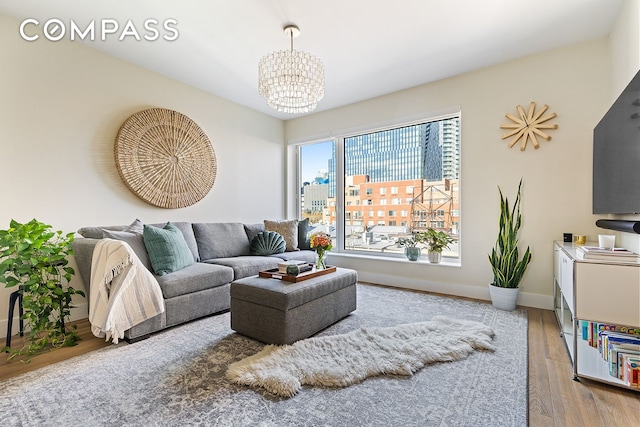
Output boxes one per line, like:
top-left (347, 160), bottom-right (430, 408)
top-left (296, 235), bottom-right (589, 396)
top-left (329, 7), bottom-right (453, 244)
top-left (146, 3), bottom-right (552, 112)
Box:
top-left (592, 69), bottom-right (640, 214)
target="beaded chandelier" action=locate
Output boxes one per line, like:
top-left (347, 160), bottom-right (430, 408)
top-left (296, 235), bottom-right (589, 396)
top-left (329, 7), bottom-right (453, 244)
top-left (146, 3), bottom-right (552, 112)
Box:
top-left (258, 24), bottom-right (325, 114)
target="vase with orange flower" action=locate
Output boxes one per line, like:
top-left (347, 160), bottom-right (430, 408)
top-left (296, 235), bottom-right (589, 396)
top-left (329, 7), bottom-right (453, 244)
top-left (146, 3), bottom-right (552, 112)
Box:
top-left (310, 233), bottom-right (332, 270)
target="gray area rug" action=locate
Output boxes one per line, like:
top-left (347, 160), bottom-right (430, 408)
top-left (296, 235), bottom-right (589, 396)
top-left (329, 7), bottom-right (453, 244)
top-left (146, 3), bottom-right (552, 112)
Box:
top-left (0, 284), bottom-right (528, 427)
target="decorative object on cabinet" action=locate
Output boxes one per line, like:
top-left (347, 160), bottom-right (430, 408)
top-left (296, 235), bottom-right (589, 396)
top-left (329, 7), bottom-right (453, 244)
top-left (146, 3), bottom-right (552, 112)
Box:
top-left (0, 219), bottom-right (84, 361)
top-left (115, 108), bottom-right (217, 209)
top-left (488, 178), bottom-right (532, 310)
top-left (500, 102), bottom-right (558, 150)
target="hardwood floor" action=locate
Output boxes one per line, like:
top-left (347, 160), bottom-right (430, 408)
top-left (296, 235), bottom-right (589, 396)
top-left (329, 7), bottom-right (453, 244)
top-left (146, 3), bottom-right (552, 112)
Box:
top-left (528, 308), bottom-right (640, 427)
top-left (0, 319), bottom-right (113, 382)
top-left (1, 307), bottom-right (639, 426)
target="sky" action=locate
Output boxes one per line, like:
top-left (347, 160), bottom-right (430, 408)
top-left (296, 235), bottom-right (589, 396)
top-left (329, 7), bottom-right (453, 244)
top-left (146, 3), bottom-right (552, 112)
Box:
top-left (300, 140), bottom-right (333, 183)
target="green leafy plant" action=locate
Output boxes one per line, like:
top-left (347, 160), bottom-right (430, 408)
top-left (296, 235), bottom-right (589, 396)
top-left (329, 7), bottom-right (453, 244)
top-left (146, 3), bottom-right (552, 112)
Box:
top-left (396, 236), bottom-right (421, 248)
top-left (488, 179), bottom-right (532, 288)
top-left (421, 228), bottom-right (454, 253)
top-left (0, 219), bottom-right (85, 360)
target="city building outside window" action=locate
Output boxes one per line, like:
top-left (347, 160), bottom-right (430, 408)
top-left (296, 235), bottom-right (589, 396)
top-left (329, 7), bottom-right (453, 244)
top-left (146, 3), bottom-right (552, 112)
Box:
top-left (297, 114), bottom-right (460, 260)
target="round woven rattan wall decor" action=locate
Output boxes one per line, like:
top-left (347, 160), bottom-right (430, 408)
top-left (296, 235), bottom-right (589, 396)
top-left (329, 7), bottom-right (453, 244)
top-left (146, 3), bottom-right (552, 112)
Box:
top-left (115, 108), bottom-right (216, 208)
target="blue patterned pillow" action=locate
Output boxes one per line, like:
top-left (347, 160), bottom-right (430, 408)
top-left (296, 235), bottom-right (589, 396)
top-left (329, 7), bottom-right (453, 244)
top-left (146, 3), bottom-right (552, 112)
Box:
top-left (143, 222), bottom-right (194, 276)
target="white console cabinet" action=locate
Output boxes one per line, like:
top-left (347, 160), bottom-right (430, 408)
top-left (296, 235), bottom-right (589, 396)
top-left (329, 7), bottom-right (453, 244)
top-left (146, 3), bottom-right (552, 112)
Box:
top-left (553, 241), bottom-right (640, 390)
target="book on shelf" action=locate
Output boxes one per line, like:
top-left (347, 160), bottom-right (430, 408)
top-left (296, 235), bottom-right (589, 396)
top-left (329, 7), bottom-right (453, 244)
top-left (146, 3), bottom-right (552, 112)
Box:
top-left (599, 330), bottom-right (640, 356)
top-left (581, 320), bottom-right (589, 341)
top-left (580, 321), bottom-right (640, 348)
top-left (597, 329), bottom-right (640, 378)
top-left (598, 323), bottom-right (640, 336)
top-left (576, 246), bottom-right (639, 262)
top-left (617, 350), bottom-right (640, 381)
top-left (623, 357), bottom-right (640, 388)
top-left (580, 321), bottom-right (640, 387)
top-left (608, 343), bottom-right (640, 378)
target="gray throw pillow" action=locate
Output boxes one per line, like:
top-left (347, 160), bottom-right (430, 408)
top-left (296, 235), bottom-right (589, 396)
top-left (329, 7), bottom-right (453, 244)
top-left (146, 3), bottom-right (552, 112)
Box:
top-left (143, 222), bottom-right (194, 276)
top-left (102, 229), bottom-right (152, 272)
top-left (78, 218), bottom-right (143, 239)
top-left (244, 223), bottom-right (266, 242)
top-left (192, 223), bottom-right (251, 259)
top-left (124, 218), bottom-right (144, 234)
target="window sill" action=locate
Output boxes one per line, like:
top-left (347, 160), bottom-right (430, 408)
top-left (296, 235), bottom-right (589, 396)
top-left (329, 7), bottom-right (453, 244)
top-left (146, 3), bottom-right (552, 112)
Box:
top-left (327, 251), bottom-right (461, 267)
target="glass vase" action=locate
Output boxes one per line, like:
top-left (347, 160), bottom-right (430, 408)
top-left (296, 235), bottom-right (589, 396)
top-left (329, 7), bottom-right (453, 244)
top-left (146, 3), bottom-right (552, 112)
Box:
top-left (315, 250), bottom-right (327, 270)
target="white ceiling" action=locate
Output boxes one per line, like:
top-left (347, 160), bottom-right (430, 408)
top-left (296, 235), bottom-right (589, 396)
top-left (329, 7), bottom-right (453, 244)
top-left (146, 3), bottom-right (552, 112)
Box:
top-left (0, 0), bottom-right (624, 120)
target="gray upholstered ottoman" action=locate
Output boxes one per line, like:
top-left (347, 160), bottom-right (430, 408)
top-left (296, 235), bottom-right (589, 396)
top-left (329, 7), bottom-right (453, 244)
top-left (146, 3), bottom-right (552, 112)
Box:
top-left (230, 267), bottom-right (357, 344)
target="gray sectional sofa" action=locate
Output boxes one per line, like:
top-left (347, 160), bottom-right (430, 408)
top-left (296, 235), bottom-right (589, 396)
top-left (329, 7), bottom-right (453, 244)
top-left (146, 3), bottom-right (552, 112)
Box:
top-left (72, 220), bottom-right (315, 342)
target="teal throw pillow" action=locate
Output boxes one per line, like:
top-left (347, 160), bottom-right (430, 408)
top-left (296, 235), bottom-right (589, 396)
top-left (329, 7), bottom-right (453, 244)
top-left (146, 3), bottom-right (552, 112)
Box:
top-left (250, 231), bottom-right (286, 256)
top-left (143, 222), bottom-right (194, 276)
top-left (298, 218), bottom-right (311, 250)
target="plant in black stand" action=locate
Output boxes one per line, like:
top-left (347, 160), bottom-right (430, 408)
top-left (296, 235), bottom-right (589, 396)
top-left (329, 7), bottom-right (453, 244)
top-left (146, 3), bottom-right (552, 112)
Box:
top-left (487, 179), bottom-right (532, 310)
top-left (0, 219), bottom-right (85, 361)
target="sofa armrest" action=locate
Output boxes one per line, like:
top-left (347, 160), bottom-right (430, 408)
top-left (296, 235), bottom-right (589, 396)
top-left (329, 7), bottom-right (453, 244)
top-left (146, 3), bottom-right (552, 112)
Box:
top-left (71, 237), bottom-right (101, 302)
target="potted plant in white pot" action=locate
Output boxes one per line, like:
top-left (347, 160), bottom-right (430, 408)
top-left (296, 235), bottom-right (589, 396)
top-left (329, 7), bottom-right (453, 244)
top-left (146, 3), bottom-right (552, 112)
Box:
top-left (421, 228), bottom-right (454, 264)
top-left (487, 179), bottom-right (532, 310)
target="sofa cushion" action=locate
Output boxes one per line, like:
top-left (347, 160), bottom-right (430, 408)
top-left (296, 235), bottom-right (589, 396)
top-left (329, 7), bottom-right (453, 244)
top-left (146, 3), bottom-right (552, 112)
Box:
top-left (193, 223), bottom-right (251, 259)
top-left (156, 262), bottom-right (234, 299)
top-left (264, 219), bottom-right (299, 251)
top-left (205, 256), bottom-right (279, 280)
top-left (250, 231), bottom-right (286, 256)
top-left (102, 229), bottom-right (153, 272)
top-left (143, 223), bottom-right (194, 276)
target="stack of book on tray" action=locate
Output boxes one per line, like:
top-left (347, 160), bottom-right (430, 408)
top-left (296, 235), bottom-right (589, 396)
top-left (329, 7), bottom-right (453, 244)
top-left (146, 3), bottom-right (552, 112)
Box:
top-left (576, 246), bottom-right (639, 263)
top-left (581, 321), bottom-right (640, 388)
top-left (277, 260), bottom-right (312, 274)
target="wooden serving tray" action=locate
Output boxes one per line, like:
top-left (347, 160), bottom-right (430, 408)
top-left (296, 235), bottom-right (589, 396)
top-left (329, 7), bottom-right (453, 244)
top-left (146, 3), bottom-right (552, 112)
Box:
top-left (259, 265), bottom-right (337, 282)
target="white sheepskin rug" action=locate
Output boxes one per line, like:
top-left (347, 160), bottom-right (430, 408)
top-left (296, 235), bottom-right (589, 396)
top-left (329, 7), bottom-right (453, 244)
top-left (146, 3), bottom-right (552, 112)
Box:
top-left (226, 316), bottom-right (495, 397)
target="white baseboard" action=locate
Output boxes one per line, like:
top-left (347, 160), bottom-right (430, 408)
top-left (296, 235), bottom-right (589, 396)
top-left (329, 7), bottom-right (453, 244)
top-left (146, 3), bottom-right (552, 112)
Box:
top-left (357, 271), bottom-right (554, 310)
top-left (1, 276), bottom-right (553, 341)
top-left (0, 302), bottom-right (88, 341)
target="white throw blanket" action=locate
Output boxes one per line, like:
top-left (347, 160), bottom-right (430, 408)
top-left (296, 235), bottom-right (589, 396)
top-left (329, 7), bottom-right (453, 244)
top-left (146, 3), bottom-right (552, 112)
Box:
top-left (89, 238), bottom-right (165, 344)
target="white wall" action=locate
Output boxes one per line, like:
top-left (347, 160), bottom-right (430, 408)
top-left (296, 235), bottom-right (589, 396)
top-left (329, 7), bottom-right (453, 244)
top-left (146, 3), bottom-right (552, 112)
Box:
top-left (286, 39), bottom-right (611, 309)
top-left (2, 3), bottom-right (638, 336)
top-left (609, 0), bottom-right (640, 254)
top-left (0, 13), bottom-right (285, 333)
